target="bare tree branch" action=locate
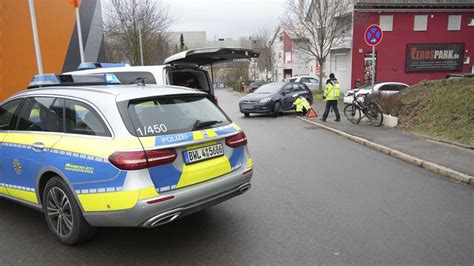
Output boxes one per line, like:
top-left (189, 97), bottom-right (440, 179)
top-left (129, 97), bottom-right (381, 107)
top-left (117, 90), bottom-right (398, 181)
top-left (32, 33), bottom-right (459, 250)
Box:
top-left (103, 0), bottom-right (174, 65)
top-left (281, 0), bottom-right (351, 89)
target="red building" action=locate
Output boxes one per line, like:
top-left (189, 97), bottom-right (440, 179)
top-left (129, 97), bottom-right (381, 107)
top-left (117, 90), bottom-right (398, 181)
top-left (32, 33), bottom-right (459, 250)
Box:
top-left (351, 1), bottom-right (474, 89)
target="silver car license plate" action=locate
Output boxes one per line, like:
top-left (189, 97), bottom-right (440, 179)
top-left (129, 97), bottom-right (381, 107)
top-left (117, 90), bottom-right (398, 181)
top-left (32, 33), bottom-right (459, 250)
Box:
top-left (183, 144), bottom-right (224, 164)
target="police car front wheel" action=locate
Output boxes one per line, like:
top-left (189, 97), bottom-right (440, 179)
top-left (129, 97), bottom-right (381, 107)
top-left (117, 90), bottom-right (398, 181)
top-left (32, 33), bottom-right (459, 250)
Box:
top-left (42, 177), bottom-right (96, 245)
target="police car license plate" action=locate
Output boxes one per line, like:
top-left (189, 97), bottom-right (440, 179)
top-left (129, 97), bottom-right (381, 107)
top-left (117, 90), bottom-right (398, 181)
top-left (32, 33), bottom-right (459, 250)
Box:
top-left (183, 144), bottom-right (224, 164)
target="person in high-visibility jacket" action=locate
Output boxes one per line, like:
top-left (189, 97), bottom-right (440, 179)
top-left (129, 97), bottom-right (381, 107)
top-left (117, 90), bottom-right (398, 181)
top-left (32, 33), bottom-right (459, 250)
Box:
top-left (321, 73), bottom-right (341, 122)
top-left (292, 94), bottom-right (311, 116)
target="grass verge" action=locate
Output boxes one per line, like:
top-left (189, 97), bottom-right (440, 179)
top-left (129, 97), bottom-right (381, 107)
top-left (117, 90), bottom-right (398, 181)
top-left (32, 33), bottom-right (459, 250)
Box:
top-left (379, 78), bottom-right (474, 146)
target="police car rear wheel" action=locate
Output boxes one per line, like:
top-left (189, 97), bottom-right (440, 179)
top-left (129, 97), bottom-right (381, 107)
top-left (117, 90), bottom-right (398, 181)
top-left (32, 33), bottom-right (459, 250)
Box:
top-left (43, 177), bottom-right (96, 245)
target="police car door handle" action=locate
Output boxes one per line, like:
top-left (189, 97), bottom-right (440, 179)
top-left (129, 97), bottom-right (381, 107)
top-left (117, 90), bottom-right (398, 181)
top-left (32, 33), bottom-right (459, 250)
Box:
top-left (32, 142), bottom-right (45, 152)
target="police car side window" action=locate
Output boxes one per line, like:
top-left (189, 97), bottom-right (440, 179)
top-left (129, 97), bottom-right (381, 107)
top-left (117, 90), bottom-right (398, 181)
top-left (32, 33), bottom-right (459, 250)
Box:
top-left (64, 100), bottom-right (110, 137)
top-left (0, 99), bottom-right (22, 130)
top-left (44, 98), bottom-right (65, 133)
top-left (17, 97), bottom-right (55, 132)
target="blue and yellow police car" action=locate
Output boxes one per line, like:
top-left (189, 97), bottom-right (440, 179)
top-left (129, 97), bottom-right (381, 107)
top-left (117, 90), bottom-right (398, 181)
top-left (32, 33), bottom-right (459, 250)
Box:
top-left (0, 74), bottom-right (253, 245)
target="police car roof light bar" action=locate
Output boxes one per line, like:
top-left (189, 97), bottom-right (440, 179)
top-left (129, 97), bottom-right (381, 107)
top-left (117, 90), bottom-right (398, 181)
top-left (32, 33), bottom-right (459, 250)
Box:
top-left (28, 73), bottom-right (121, 89)
top-left (77, 62), bottom-right (131, 71)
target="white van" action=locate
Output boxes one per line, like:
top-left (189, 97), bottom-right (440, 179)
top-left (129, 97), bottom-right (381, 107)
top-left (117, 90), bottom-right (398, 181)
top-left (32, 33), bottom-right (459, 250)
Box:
top-left (66, 47), bottom-right (260, 102)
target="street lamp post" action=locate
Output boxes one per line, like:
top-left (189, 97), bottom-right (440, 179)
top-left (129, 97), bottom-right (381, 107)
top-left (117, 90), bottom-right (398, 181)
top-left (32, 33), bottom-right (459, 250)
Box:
top-left (138, 19), bottom-right (144, 66)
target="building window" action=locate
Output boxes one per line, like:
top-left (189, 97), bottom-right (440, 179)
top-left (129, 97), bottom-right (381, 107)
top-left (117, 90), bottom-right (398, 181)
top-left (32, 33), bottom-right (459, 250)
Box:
top-left (380, 15), bottom-right (393, 31)
top-left (448, 15), bottom-right (461, 31)
top-left (468, 18), bottom-right (474, 26)
top-left (414, 15), bottom-right (428, 31)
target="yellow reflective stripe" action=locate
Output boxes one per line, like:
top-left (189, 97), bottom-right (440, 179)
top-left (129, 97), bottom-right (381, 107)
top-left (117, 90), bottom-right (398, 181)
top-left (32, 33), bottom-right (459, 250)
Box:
top-left (177, 156), bottom-right (232, 188)
top-left (78, 190), bottom-right (141, 212)
top-left (138, 186), bottom-right (159, 200)
top-left (78, 186), bottom-right (160, 212)
top-left (4, 133), bottom-right (61, 148)
top-left (193, 131), bottom-right (205, 140)
top-left (232, 123), bottom-right (241, 131)
top-left (54, 136), bottom-right (143, 158)
top-left (0, 186), bottom-right (8, 195)
top-left (247, 157), bottom-right (253, 168)
top-left (7, 188), bottom-right (38, 204)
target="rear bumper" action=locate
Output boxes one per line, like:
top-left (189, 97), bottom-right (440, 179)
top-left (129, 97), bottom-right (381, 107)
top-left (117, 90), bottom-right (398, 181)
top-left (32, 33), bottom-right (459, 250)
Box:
top-left (83, 169), bottom-right (253, 227)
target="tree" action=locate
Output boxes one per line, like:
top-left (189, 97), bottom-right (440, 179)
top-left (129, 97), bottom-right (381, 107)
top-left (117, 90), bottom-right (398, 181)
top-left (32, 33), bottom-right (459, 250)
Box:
top-left (240, 28), bottom-right (275, 82)
top-left (282, 0), bottom-right (352, 90)
top-left (179, 33), bottom-right (185, 52)
top-left (103, 0), bottom-right (174, 65)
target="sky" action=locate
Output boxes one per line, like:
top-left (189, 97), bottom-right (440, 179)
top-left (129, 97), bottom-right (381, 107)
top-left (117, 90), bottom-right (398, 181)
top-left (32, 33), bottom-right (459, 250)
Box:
top-left (161, 0), bottom-right (287, 40)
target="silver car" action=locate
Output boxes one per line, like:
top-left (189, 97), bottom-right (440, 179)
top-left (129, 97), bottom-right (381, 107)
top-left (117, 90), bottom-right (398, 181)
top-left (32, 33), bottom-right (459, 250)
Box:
top-left (0, 83), bottom-right (253, 245)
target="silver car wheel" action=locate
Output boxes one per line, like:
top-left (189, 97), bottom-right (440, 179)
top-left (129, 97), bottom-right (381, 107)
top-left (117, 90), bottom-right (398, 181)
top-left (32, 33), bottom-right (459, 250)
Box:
top-left (47, 187), bottom-right (73, 236)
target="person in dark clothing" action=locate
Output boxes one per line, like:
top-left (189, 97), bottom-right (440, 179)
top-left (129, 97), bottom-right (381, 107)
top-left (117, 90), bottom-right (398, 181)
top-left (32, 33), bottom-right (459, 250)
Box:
top-left (321, 73), bottom-right (341, 122)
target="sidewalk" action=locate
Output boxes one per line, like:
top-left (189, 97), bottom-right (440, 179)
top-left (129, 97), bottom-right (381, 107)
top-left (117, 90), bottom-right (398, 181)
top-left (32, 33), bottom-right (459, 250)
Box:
top-left (308, 100), bottom-right (474, 178)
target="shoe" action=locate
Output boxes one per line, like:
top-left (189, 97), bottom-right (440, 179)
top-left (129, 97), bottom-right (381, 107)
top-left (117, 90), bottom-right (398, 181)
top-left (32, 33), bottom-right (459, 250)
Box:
top-left (335, 119), bottom-right (340, 122)
top-left (319, 118), bottom-right (326, 122)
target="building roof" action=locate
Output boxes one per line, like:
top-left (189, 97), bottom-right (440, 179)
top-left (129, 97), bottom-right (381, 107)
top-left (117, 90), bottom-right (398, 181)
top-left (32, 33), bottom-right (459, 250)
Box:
top-left (354, 0), bottom-right (474, 9)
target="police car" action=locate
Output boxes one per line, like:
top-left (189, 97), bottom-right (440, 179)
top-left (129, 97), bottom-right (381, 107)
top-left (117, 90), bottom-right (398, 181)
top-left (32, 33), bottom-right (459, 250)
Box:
top-left (0, 74), bottom-right (253, 245)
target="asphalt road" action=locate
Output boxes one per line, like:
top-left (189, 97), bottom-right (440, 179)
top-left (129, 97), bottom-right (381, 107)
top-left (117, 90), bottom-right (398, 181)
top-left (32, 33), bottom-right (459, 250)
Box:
top-left (1, 89), bottom-right (473, 265)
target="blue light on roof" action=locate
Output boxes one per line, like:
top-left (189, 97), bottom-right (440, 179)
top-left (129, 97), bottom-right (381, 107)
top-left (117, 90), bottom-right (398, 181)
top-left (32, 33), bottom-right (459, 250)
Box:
top-left (29, 74), bottom-right (60, 87)
top-left (105, 73), bottom-right (121, 84)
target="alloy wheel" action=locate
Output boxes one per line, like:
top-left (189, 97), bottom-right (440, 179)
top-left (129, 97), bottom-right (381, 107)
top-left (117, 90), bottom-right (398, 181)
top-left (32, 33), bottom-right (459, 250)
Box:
top-left (46, 187), bottom-right (73, 236)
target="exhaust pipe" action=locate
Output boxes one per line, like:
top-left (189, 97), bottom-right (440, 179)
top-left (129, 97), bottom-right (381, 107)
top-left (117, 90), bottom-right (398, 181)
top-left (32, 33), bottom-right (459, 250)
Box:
top-left (144, 210), bottom-right (182, 227)
top-left (150, 212), bottom-right (181, 227)
top-left (239, 183), bottom-right (251, 194)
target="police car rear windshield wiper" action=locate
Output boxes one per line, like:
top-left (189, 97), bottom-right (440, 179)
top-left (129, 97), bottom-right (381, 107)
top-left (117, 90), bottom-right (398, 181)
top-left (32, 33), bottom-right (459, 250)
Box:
top-left (192, 120), bottom-right (222, 131)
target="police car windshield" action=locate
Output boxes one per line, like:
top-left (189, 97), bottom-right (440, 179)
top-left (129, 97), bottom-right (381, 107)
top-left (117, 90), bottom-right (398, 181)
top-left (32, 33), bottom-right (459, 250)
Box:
top-left (127, 95), bottom-right (231, 137)
top-left (254, 83), bottom-right (283, 94)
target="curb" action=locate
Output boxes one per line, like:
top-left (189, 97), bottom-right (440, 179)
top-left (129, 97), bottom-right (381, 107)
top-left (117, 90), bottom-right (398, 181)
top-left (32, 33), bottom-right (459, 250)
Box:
top-left (297, 117), bottom-right (473, 186)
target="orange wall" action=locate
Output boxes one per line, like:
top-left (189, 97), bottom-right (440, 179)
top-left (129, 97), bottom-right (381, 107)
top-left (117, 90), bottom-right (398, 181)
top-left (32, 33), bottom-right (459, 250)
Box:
top-left (0, 0), bottom-right (75, 101)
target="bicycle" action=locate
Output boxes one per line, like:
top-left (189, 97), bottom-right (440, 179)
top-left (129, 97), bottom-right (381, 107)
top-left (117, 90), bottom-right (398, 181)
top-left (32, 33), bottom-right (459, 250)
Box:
top-left (343, 90), bottom-right (384, 127)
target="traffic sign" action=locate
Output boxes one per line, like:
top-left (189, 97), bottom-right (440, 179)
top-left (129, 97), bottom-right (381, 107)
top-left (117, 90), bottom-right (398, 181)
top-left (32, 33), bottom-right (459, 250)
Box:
top-left (365, 24), bottom-right (383, 47)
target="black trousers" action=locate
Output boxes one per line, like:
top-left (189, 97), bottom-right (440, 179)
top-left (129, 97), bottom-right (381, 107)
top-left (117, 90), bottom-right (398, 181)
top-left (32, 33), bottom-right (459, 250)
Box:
top-left (322, 100), bottom-right (340, 120)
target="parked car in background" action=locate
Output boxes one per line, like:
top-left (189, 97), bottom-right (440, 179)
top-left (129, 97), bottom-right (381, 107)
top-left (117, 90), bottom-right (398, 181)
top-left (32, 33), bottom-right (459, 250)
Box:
top-left (249, 80), bottom-right (268, 92)
top-left (343, 82), bottom-right (409, 104)
top-left (239, 82), bottom-right (313, 117)
top-left (445, 73), bottom-right (474, 79)
top-left (66, 47), bottom-right (260, 102)
top-left (287, 76), bottom-right (320, 92)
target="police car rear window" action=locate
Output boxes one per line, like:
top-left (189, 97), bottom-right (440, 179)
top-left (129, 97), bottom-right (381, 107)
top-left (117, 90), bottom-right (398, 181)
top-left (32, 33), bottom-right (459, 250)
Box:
top-left (127, 96), bottom-right (231, 137)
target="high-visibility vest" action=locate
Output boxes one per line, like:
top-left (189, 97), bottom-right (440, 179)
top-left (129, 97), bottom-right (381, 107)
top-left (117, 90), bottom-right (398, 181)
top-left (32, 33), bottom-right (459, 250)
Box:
top-left (324, 79), bottom-right (341, 101)
top-left (293, 97), bottom-right (311, 112)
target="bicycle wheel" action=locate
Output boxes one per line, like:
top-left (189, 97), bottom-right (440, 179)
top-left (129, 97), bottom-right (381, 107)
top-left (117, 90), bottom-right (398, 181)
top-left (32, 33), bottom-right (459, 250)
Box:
top-left (344, 104), bottom-right (361, 124)
top-left (366, 102), bottom-right (384, 127)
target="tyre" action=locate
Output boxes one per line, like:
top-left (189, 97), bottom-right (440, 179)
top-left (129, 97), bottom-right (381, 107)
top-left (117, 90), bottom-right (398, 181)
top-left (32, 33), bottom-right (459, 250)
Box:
top-left (344, 104), bottom-right (361, 124)
top-left (367, 102), bottom-right (383, 127)
top-left (244, 113), bottom-right (250, 117)
top-left (272, 102), bottom-right (281, 117)
top-left (43, 177), bottom-right (96, 245)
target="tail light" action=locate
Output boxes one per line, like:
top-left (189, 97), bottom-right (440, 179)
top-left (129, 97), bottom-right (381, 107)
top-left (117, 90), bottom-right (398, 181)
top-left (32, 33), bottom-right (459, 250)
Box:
top-left (225, 131), bottom-right (247, 148)
top-left (109, 149), bottom-right (176, 170)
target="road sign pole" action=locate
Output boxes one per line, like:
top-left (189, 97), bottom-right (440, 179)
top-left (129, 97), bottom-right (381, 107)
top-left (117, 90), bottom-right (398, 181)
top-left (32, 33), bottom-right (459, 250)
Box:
top-left (371, 45), bottom-right (375, 91)
top-left (28, 0), bottom-right (43, 74)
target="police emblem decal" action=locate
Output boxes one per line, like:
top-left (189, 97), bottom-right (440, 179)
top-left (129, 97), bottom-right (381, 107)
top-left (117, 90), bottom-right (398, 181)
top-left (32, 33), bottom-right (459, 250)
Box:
top-left (13, 159), bottom-right (22, 175)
